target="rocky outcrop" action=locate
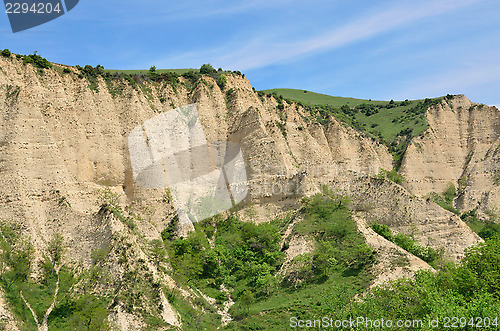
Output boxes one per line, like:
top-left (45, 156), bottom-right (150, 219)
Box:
top-left (400, 96), bottom-right (500, 215)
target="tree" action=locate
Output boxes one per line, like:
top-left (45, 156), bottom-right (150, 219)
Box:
top-left (179, 254), bottom-right (203, 283)
top-left (47, 233), bottom-right (65, 265)
top-left (216, 75), bottom-right (227, 89)
top-left (256, 273), bottom-right (278, 297)
top-left (239, 290), bottom-right (254, 315)
top-left (460, 234), bottom-right (500, 297)
top-left (200, 63), bottom-right (216, 75)
top-left (2, 49), bottom-right (11, 57)
top-left (149, 239), bottom-right (166, 264)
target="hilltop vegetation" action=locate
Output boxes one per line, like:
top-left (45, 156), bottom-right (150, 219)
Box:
top-left (262, 88), bottom-right (388, 107)
top-left (161, 189), bottom-right (375, 330)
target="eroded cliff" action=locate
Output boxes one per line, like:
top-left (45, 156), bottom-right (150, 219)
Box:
top-left (0, 55), bottom-right (496, 329)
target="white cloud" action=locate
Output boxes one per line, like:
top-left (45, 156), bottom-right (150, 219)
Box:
top-left (389, 52), bottom-right (500, 101)
top-left (165, 0), bottom-right (298, 20)
top-left (96, 0), bottom-right (301, 25)
top-left (153, 0), bottom-right (485, 70)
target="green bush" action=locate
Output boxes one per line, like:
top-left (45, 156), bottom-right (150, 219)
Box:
top-left (216, 74), bottom-right (227, 89)
top-left (370, 222), bottom-right (394, 241)
top-left (375, 168), bottom-right (404, 184)
top-left (199, 63), bottom-right (216, 75)
top-left (493, 171), bottom-right (500, 186)
top-left (23, 53), bottom-right (52, 69)
top-left (443, 182), bottom-right (456, 204)
top-left (0, 226), bottom-right (112, 330)
top-left (296, 189), bottom-right (375, 276)
top-left (427, 191), bottom-right (460, 215)
top-left (338, 235), bottom-right (500, 327)
top-left (181, 70), bottom-right (200, 85)
top-left (478, 222), bottom-right (500, 240)
top-left (165, 215), bottom-right (285, 300)
top-left (76, 64), bottom-right (105, 91)
top-left (393, 232), bottom-right (414, 251)
top-left (371, 222), bottom-right (439, 264)
top-left (463, 210), bottom-right (500, 240)
top-left (1, 49), bottom-right (11, 57)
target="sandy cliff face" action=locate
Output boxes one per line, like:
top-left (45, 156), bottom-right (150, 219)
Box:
top-left (0, 56), bottom-right (495, 329)
top-left (400, 96), bottom-right (500, 215)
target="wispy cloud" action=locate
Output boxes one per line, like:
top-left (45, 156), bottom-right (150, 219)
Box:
top-left (80, 0), bottom-right (302, 25)
top-left (390, 52), bottom-right (500, 101)
top-left (154, 0), bottom-right (484, 70)
top-left (164, 0), bottom-right (300, 21)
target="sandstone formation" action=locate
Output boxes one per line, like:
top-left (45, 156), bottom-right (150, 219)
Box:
top-left (0, 56), bottom-right (497, 329)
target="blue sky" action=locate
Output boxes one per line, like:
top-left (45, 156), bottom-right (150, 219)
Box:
top-left (1, 0), bottom-right (499, 106)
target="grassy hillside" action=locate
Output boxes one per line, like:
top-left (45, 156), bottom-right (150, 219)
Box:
top-left (262, 88), bottom-right (388, 107)
top-left (263, 88), bottom-right (445, 169)
top-left (161, 189), bottom-right (375, 330)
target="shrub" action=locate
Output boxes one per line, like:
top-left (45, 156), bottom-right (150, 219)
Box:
top-left (371, 222), bottom-right (394, 241)
top-left (1, 49), bottom-right (11, 57)
top-left (77, 64), bottom-right (105, 91)
top-left (371, 222), bottom-right (439, 264)
top-left (426, 192), bottom-right (460, 215)
top-left (182, 70), bottom-right (200, 84)
top-left (200, 63), bottom-right (216, 75)
top-left (23, 53), bottom-right (52, 69)
top-left (216, 75), bottom-right (227, 89)
top-left (375, 168), bottom-right (404, 184)
top-left (478, 223), bottom-right (500, 240)
top-left (161, 216), bottom-right (178, 241)
top-left (443, 183), bottom-right (456, 204)
top-left (493, 171), bottom-right (500, 186)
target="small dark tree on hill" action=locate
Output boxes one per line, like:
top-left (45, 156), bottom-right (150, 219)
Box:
top-left (216, 75), bottom-right (227, 89)
top-left (2, 49), bottom-right (11, 57)
top-left (200, 63), bottom-right (216, 75)
top-left (239, 290), bottom-right (255, 315)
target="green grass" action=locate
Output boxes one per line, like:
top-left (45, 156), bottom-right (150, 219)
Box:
top-left (223, 189), bottom-right (374, 330)
top-left (370, 222), bottom-right (440, 266)
top-left (262, 89), bottom-right (431, 142)
top-left (224, 277), bottom-right (358, 330)
top-left (262, 88), bottom-right (388, 107)
top-left (425, 183), bottom-right (460, 215)
top-left (161, 189), bottom-right (374, 330)
top-left (353, 101), bottom-right (429, 142)
top-left (461, 210), bottom-right (500, 240)
top-left (0, 223), bottom-right (112, 330)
